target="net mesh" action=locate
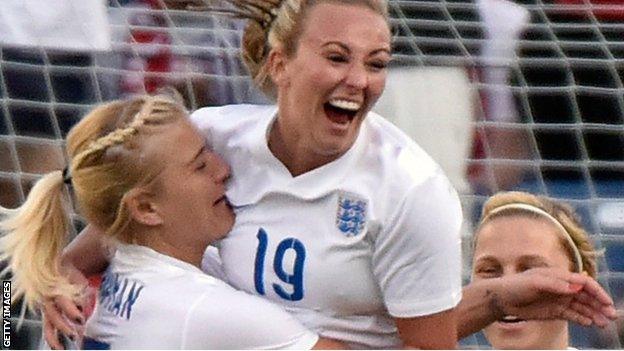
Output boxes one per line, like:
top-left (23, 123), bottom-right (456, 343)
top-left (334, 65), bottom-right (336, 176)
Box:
top-left (0, 0), bottom-right (623, 348)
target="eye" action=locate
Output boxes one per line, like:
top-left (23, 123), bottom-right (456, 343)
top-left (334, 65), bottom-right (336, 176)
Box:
top-left (196, 162), bottom-right (207, 171)
top-left (474, 265), bottom-right (501, 278)
top-left (327, 54), bottom-right (348, 64)
top-left (518, 262), bottom-right (549, 273)
top-left (368, 60), bottom-right (388, 71)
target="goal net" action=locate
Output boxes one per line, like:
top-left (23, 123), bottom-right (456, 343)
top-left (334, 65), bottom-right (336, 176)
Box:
top-left (0, 0), bottom-right (622, 348)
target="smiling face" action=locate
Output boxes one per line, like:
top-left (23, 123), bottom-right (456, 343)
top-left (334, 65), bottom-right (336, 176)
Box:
top-left (144, 118), bottom-right (234, 248)
top-left (472, 215), bottom-right (573, 349)
top-left (270, 2), bottom-right (391, 164)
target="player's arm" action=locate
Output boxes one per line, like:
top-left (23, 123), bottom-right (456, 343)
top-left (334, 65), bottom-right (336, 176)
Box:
top-left (395, 309), bottom-right (457, 349)
top-left (456, 278), bottom-right (505, 338)
top-left (373, 172), bottom-right (463, 349)
top-left (62, 224), bottom-right (113, 276)
top-left (456, 267), bottom-right (617, 338)
top-left (44, 224), bottom-right (112, 349)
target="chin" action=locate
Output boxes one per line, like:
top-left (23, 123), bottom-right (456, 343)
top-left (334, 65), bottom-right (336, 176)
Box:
top-left (489, 339), bottom-right (531, 350)
top-left (216, 213), bottom-right (236, 239)
top-left (485, 321), bottom-right (567, 350)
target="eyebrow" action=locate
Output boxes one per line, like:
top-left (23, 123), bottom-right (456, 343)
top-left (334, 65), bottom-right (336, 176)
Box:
top-left (321, 41), bottom-right (391, 55)
top-left (473, 255), bottom-right (498, 265)
top-left (474, 254), bottom-right (550, 267)
top-left (518, 255), bottom-right (550, 267)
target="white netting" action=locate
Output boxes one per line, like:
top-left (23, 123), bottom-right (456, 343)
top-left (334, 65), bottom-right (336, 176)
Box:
top-left (0, 0), bottom-right (623, 348)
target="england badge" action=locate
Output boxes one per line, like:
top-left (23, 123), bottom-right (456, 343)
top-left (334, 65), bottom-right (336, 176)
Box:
top-left (336, 193), bottom-right (367, 237)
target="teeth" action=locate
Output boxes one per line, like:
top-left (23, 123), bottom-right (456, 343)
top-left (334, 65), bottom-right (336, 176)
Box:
top-left (502, 315), bottom-right (521, 322)
top-left (328, 99), bottom-right (361, 111)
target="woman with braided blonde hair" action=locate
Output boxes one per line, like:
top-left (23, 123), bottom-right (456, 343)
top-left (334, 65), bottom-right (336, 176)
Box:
top-left (43, 0), bottom-right (615, 348)
top-left (471, 191), bottom-right (601, 349)
top-left (0, 94), bottom-right (349, 349)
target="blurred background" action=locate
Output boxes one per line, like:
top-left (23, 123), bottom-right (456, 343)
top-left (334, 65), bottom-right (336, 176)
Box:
top-left (0, 0), bottom-right (623, 348)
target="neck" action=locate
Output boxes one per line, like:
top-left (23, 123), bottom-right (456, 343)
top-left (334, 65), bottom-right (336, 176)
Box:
top-left (268, 117), bottom-right (338, 177)
top-left (131, 226), bottom-right (206, 268)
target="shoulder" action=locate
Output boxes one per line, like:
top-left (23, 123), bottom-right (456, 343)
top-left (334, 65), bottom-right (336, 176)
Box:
top-left (190, 104), bottom-right (276, 151)
top-left (129, 266), bottom-right (225, 309)
top-left (357, 113), bottom-right (461, 224)
top-left (190, 104), bottom-right (276, 131)
top-left (361, 112), bottom-right (456, 206)
top-left (364, 112), bottom-right (441, 186)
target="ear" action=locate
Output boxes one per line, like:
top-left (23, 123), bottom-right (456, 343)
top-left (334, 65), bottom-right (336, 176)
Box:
top-left (267, 46), bottom-right (288, 87)
top-left (125, 188), bottom-right (163, 226)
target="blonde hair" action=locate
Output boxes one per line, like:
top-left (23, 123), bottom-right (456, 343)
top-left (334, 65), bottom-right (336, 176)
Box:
top-left (201, 0), bottom-right (389, 97)
top-left (0, 94), bottom-right (187, 313)
top-left (476, 191), bottom-right (598, 278)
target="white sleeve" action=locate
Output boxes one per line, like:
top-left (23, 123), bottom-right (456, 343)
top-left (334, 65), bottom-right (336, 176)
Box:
top-left (181, 288), bottom-right (319, 349)
top-left (372, 171), bottom-right (463, 318)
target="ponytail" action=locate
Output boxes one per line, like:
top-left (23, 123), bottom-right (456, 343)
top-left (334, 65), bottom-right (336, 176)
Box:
top-left (0, 171), bottom-right (83, 312)
top-left (0, 94), bottom-right (187, 313)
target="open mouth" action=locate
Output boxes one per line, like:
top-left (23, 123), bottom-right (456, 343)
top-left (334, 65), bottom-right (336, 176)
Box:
top-left (499, 315), bottom-right (526, 324)
top-left (323, 99), bottom-right (360, 125)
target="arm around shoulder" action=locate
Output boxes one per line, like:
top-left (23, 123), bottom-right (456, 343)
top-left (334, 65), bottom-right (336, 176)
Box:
top-left (62, 224), bottom-right (113, 276)
top-left (456, 278), bottom-right (505, 338)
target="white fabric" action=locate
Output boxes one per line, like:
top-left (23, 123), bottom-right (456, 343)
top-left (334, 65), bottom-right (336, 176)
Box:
top-left (0, 0), bottom-right (111, 51)
top-left (84, 244), bottom-right (319, 349)
top-left (192, 104), bottom-right (463, 349)
top-left (373, 66), bottom-right (474, 195)
top-left (478, 0), bottom-right (530, 123)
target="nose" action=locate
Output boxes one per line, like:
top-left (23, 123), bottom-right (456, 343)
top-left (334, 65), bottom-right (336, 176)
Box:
top-left (344, 63), bottom-right (368, 90)
top-left (208, 152), bottom-right (230, 183)
top-left (502, 266), bottom-right (516, 277)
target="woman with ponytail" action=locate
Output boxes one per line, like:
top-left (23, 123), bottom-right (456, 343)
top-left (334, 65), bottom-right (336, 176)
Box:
top-left (0, 170), bottom-right (78, 316)
top-left (0, 94), bottom-right (346, 349)
top-left (41, 0), bottom-right (616, 348)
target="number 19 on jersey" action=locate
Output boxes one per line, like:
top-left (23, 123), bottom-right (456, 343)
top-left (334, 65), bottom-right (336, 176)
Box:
top-left (254, 228), bottom-right (307, 301)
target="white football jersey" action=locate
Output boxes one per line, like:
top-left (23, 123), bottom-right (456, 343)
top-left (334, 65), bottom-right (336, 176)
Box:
top-left (84, 244), bottom-right (319, 349)
top-left (192, 105), bottom-right (463, 349)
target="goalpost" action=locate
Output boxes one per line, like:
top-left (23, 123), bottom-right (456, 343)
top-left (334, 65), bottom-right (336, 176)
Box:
top-left (0, 0), bottom-right (623, 348)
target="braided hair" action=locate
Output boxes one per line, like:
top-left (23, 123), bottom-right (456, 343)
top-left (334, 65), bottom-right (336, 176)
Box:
top-left (0, 94), bottom-right (187, 314)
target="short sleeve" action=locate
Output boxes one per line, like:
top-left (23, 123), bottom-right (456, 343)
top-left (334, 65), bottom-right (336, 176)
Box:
top-left (182, 288), bottom-right (319, 349)
top-left (372, 171), bottom-right (463, 318)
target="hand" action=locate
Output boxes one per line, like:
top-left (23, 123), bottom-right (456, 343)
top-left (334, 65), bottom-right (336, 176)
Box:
top-left (43, 296), bottom-right (84, 349)
top-left (492, 267), bottom-right (617, 327)
top-left (42, 263), bottom-right (88, 350)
